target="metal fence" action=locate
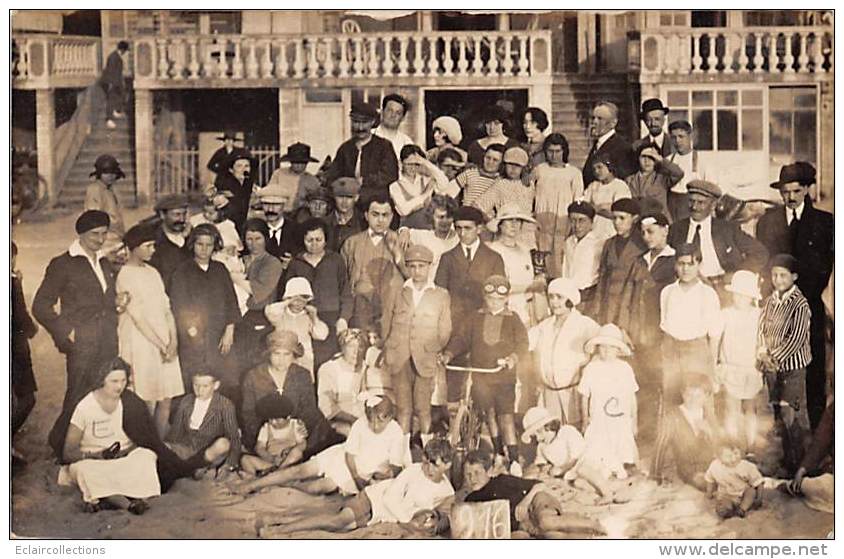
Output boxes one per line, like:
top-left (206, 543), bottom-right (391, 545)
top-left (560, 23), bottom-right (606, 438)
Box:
top-left (154, 145), bottom-right (281, 196)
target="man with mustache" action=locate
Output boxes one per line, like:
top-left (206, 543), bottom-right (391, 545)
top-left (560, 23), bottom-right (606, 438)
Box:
top-left (582, 102), bottom-right (636, 187)
top-left (256, 183), bottom-right (303, 268)
top-left (149, 193), bottom-right (192, 288)
top-left (324, 102), bottom-right (399, 203)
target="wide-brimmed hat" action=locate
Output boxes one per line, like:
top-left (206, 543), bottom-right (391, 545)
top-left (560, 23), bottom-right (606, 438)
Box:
top-left (770, 162), bottom-right (816, 189)
top-left (350, 102), bottom-right (379, 122)
top-left (90, 154), bottom-right (126, 179)
top-left (521, 406), bottom-right (561, 444)
top-left (281, 277), bottom-right (314, 300)
top-left (264, 329), bottom-right (305, 358)
top-left (726, 270), bottom-right (762, 300)
top-left (280, 142), bottom-right (319, 164)
top-left (584, 324), bottom-right (632, 357)
top-left (487, 202), bottom-right (537, 233)
top-left (225, 148), bottom-right (255, 169)
top-left (432, 115), bottom-right (463, 145)
top-left (640, 98), bottom-right (670, 116)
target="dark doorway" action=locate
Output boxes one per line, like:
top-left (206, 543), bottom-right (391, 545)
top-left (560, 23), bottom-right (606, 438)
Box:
top-left (691, 11), bottom-right (727, 27)
top-left (423, 89), bottom-right (529, 150)
top-left (63, 10), bottom-right (101, 36)
top-left (176, 89), bottom-right (278, 146)
top-left (434, 12), bottom-right (496, 31)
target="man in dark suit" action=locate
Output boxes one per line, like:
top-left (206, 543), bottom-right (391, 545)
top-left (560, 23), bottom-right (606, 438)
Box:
top-left (668, 180), bottom-right (768, 291)
top-left (100, 40), bottom-right (129, 128)
top-left (256, 183), bottom-right (303, 268)
top-left (435, 206), bottom-right (506, 403)
top-left (757, 162), bottom-right (833, 428)
top-left (631, 98), bottom-right (675, 158)
top-left (149, 194), bottom-right (192, 288)
top-left (582, 101), bottom-right (637, 186)
top-left (33, 210), bottom-right (119, 415)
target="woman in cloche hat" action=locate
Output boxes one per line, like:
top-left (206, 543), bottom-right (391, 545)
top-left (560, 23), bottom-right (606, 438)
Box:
top-left (85, 154), bottom-right (127, 235)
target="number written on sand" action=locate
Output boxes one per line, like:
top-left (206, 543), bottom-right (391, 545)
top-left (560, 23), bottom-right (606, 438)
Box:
top-left (451, 500), bottom-right (511, 539)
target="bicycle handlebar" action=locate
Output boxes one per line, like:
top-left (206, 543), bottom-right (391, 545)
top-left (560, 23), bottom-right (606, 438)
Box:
top-left (443, 364), bottom-right (506, 374)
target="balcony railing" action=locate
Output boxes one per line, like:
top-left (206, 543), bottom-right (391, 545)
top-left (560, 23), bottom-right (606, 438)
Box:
top-left (134, 30), bottom-right (552, 85)
top-left (636, 27), bottom-right (833, 78)
top-left (12, 34), bottom-right (102, 88)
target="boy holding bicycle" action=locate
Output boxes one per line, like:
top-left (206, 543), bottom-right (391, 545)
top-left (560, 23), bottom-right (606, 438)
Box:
top-left (441, 275), bottom-right (529, 476)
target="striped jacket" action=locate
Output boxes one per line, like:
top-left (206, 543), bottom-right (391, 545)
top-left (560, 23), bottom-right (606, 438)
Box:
top-left (758, 285), bottom-right (812, 371)
top-left (166, 392), bottom-right (241, 468)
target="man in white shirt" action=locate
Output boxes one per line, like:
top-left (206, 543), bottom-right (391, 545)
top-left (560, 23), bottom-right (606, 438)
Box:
top-left (561, 201), bottom-right (605, 318)
top-left (666, 120), bottom-right (714, 221)
top-left (397, 194), bottom-right (460, 279)
top-left (374, 93), bottom-right (414, 161)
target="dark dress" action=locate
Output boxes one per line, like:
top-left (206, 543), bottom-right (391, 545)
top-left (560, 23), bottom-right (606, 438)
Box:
top-left (240, 362), bottom-right (343, 456)
top-left (12, 274), bottom-right (38, 434)
top-left (168, 259), bottom-right (241, 389)
top-left (149, 226), bottom-right (192, 290)
top-left (215, 172), bottom-right (255, 237)
top-left (595, 233), bottom-right (648, 325)
top-left (207, 146), bottom-right (235, 175)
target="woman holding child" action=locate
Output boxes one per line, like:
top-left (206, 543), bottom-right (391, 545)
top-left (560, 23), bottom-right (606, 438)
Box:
top-left (241, 329), bottom-right (343, 457)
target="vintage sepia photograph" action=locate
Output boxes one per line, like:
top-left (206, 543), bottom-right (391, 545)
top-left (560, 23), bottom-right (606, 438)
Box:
top-left (8, 5), bottom-right (836, 543)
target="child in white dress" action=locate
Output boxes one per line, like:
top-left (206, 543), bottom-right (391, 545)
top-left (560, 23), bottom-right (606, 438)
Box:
top-left (265, 277), bottom-right (329, 378)
top-left (239, 392), bottom-right (307, 476)
top-left (578, 324), bottom-right (639, 480)
top-left (116, 223), bottom-right (184, 437)
top-left (584, 158), bottom-right (632, 240)
top-left (716, 271), bottom-right (764, 454)
top-left (317, 328), bottom-right (368, 435)
top-left (235, 392), bottom-right (407, 497)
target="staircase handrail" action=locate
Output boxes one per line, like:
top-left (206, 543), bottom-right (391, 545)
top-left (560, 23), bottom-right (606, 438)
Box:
top-left (55, 83), bottom-right (104, 198)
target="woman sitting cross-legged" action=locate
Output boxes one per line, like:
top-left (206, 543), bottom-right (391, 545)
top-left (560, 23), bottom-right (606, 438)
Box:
top-left (52, 357), bottom-right (201, 514)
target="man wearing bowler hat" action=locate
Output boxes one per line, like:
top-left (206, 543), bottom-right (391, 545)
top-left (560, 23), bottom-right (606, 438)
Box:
top-left (207, 129), bottom-right (242, 176)
top-left (84, 154), bottom-right (126, 235)
top-left (324, 101), bottom-right (399, 203)
top-left (149, 193), bottom-right (192, 287)
top-left (668, 180), bottom-right (768, 293)
top-left (757, 162), bottom-right (833, 428)
top-left (267, 142), bottom-right (321, 211)
top-left (632, 98), bottom-right (675, 157)
top-left (33, 210), bottom-right (120, 416)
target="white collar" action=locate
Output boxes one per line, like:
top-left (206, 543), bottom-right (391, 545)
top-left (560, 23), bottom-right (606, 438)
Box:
top-left (644, 244), bottom-right (676, 262)
top-left (649, 131), bottom-right (665, 147)
top-left (164, 229), bottom-right (186, 247)
top-left (268, 217), bottom-right (285, 232)
top-left (690, 214), bottom-right (713, 228)
top-left (460, 238), bottom-right (481, 254)
top-left (788, 202), bottom-right (805, 220)
top-left (595, 129), bottom-right (616, 149)
top-left (773, 285), bottom-right (797, 303)
top-left (404, 278), bottom-right (435, 292)
top-left (68, 239), bottom-right (100, 261)
top-left (368, 228), bottom-right (386, 239)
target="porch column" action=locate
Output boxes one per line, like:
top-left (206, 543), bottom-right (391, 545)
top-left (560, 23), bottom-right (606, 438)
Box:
top-left (818, 81), bottom-right (834, 203)
top-left (35, 89), bottom-right (57, 205)
top-left (134, 88), bottom-right (154, 205)
top-left (530, 82), bottom-right (553, 129)
top-left (577, 12), bottom-right (597, 73)
top-left (279, 88), bottom-right (301, 148)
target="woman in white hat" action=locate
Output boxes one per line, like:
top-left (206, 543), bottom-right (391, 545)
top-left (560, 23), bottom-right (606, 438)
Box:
top-left (488, 202), bottom-right (540, 326)
top-left (578, 324), bottom-right (639, 480)
top-left (475, 146), bottom-right (537, 249)
top-left (265, 277), bottom-right (329, 378)
top-left (427, 115), bottom-right (467, 165)
top-left (716, 270), bottom-right (763, 455)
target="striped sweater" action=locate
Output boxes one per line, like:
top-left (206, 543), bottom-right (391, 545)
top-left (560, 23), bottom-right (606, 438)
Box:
top-left (758, 285), bottom-right (812, 371)
top-left (455, 168), bottom-right (499, 207)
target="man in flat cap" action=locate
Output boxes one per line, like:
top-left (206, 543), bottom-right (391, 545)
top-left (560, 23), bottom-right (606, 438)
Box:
top-left (757, 162), bottom-right (833, 428)
top-left (324, 101), bottom-right (399, 203)
top-left (668, 180), bottom-right (768, 293)
top-left (324, 177), bottom-right (367, 252)
top-left (435, 206), bottom-right (505, 403)
top-left (33, 210), bottom-right (120, 415)
top-left (256, 183), bottom-right (302, 264)
top-left (84, 154), bottom-right (126, 235)
top-left (382, 244), bottom-right (451, 449)
top-left (632, 98), bottom-right (675, 158)
top-left (149, 193), bottom-right (192, 287)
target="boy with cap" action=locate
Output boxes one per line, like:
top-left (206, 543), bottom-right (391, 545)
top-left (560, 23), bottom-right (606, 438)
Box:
top-left (325, 177), bottom-right (367, 252)
top-left (267, 142), bottom-right (322, 211)
top-left (165, 370), bottom-right (241, 480)
top-left (757, 254), bottom-right (812, 475)
top-left (294, 188), bottom-right (332, 223)
top-left (85, 154), bottom-right (126, 235)
top-left (442, 275), bottom-right (529, 474)
top-left (33, 210), bottom-right (119, 415)
top-left (561, 200), bottom-right (605, 317)
top-left (325, 102), bottom-right (399, 200)
top-left (659, 243), bottom-right (722, 406)
top-left (149, 193), bottom-right (192, 286)
top-left (382, 244), bottom-right (451, 448)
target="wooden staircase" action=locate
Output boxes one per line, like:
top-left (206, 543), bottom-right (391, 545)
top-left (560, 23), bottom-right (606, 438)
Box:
top-left (57, 101), bottom-right (137, 208)
top-left (551, 73), bottom-right (639, 168)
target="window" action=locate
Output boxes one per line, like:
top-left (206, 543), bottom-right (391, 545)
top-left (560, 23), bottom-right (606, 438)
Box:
top-left (666, 88), bottom-right (764, 151)
top-left (769, 86), bottom-right (817, 164)
top-left (658, 11), bottom-right (688, 27)
top-left (744, 10), bottom-right (828, 27)
top-left (305, 88), bottom-right (342, 104)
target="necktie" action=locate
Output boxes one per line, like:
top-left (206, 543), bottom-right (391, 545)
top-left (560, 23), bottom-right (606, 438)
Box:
top-left (789, 209), bottom-right (800, 245)
top-left (692, 224), bottom-right (702, 248)
top-left (465, 246), bottom-right (472, 261)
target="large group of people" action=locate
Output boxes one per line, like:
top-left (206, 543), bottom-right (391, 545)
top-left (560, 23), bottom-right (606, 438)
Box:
top-left (11, 93), bottom-right (833, 535)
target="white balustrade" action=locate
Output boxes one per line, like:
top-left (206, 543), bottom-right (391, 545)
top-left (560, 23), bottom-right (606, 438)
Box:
top-left (640, 27), bottom-right (832, 76)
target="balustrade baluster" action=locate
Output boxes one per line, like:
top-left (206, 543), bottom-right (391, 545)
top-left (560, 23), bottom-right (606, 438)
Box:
top-left (293, 41), bottom-right (305, 78)
top-left (305, 39), bottom-right (317, 78)
top-left (232, 40), bottom-right (244, 78)
top-left (172, 39), bottom-right (185, 79)
top-left (766, 33), bottom-right (778, 73)
top-left (412, 36), bottom-right (424, 75)
top-left (456, 36), bottom-right (469, 75)
top-left (203, 39), bottom-right (216, 78)
top-left (325, 38), bottom-right (338, 78)
top-left (16, 40), bottom-right (29, 78)
top-left (245, 39), bottom-right (259, 79)
top-left (826, 33), bottom-right (833, 72)
top-left (517, 35), bottom-right (529, 76)
top-left (502, 35), bottom-right (514, 74)
top-left (472, 35), bottom-right (483, 74)
top-left (157, 39), bottom-right (170, 79)
top-left (352, 37), bottom-right (363, 77)
top-left (441, 35), bottom-right (453, 76)
top-left (397, 36), bottom-right (409, 76)
top-left (691, 33), bottom-right (703, 73)
top-left (705, 34), bottom-right (718, 73)
top-left (188, 39), bottom-right (200, 79)
top-left (796, 32), bottom-right (809, 73)
top-left (783, 32), bottom-right (796, 73)
top-left (275, 41), bottom-right (289, 79)
top-left (367, 37), bottom-right (380, 76)
top-left (737, 33), bottom-right (749, 73)
top-left (338, 37), bottom-right (350, 78)
top-left (217, 38), bottom-right (230, 78)
top-left (260, 40), bottom-right (274, 79)
top-left (752, 33), bottom-right (764, 73)
top-left (422, 37), bottom-right (432, 75)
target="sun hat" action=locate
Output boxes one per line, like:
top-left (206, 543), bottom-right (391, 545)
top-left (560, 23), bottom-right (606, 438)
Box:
top-left (503, 147), bottom-right (529, 167)
top-left (547, 277), bottom-right (581, 307)
top-left (726, 270), bottom-right (762, 300)
top-left (432, 116), bottom-right (463, 145)
top-left (521, 406), bottom-right (561, 444)
top-left (75, 210), bottom-right (110, 234)
top-left (281, 277), bottom-right (314, 300)
top-left (264, 329), bottom-right (305, 358)
top-left (280, 142), bottom-right (319, 164)
top-left (487, 202), bottom-right (537, 233)
top-left (584, 324), bottom-right (632, 357)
